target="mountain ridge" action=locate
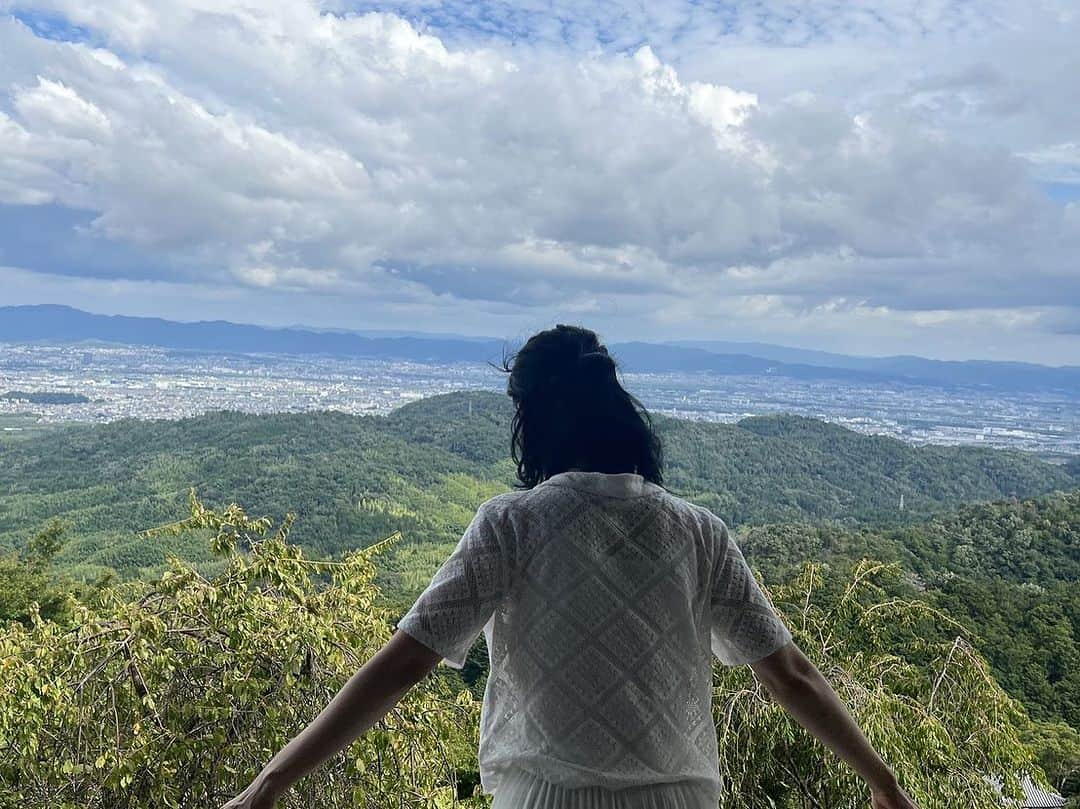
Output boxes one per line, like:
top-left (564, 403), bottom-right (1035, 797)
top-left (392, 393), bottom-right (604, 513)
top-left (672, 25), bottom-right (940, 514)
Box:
top-left (3, 305), bottom-right (1078, 395)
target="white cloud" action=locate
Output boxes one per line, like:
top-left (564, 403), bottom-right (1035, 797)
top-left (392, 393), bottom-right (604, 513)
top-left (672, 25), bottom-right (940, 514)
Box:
top-left (0, 0), bottom-right (1077, 362)
top-left (14, 77), bottom-right (111, 138)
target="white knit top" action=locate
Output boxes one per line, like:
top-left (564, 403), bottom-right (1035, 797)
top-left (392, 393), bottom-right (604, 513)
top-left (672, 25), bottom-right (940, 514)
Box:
top-left (395, 470), bottom-right (793, 803)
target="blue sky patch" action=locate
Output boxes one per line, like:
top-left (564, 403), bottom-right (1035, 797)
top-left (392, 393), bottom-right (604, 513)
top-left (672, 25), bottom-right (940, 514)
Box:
top-left (1043, 182), bottom-right (1080, 204)
top-left (11, 10), bottom-right (93, 44)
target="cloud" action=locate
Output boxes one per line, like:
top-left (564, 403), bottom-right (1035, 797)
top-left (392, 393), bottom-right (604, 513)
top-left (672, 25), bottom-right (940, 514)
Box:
top-left (0, 0), bottom-right (1077, 362)
top-left (1022, 142), bottom-right (1080, 185)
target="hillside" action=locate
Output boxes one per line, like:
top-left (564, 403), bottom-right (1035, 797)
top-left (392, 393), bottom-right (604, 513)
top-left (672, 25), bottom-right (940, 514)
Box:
top-left (1, 390), bottom-right (1077, 742)
top-left (0, 390), bottom-right (1074, 586)
top-left (741, 490), bottom-right (1080, 585)
top-left (739, 490), bottom-right (1080, 728)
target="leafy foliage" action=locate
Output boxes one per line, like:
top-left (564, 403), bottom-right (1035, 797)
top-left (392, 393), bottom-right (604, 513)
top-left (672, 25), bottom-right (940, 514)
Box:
top-left (739, 491), bottom-right (1080, 731)
top-left (713, 560), bottom-right (1044, 809)
top-left (1019, 719), bottom-right (1080, 797)
top-left (739, 489), bottom-right (1080, 587)
top-left (0, 520), bottom-right (104, 627)
top-left (932, 576), bottom-right (1079, 729)
top-left (660, 411), bottom-right (1076, 527)
top-left (0, 494), bottom-right (483, 809)
top-left (1, 390), bottom-right (1077, 807)
top-left (0, 494), bottom-right (1066, 809)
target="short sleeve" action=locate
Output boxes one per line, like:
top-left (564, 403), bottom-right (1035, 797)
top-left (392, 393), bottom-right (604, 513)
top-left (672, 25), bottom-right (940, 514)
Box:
top-left (395, 500), bottom-right (512, 669)
top-left (708, 516), bottom-right (792, 666)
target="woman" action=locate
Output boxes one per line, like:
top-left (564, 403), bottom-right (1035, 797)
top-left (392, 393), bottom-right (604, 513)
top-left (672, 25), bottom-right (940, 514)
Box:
top-left (223, 324), bottom-right (919, 809)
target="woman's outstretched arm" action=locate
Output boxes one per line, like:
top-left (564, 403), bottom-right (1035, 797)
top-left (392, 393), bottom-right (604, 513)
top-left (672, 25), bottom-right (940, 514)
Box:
top-left (221, 629), bottom-right (443, 809)
top-left (749, 641), bottom-right (920, 809)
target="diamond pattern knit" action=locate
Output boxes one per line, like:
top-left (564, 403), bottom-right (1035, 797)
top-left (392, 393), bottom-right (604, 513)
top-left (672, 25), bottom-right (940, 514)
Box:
top-left (395, 470), bottom-right (792, 801)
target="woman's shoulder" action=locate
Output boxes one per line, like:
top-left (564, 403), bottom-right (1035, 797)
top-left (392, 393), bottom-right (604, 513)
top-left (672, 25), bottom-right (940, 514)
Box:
top-left (478, 483), bottom-right (719, 533)
top-left (480, 482), bottom-right (572, 511)
top-left (480, 488), bottom-right (532, 513)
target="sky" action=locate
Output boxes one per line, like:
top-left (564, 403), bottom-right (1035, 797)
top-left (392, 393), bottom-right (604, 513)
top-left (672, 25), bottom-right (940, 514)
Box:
top-left (0, 1), bottom-right (1078, 363)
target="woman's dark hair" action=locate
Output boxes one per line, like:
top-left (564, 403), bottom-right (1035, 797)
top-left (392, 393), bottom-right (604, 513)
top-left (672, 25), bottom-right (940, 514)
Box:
top-left (495, 324), bottom-right (664, 489)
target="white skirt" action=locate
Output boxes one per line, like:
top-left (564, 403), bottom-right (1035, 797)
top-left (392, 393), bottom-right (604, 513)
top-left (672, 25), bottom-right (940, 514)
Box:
top-left (489, 766), bottom-right (717, 809)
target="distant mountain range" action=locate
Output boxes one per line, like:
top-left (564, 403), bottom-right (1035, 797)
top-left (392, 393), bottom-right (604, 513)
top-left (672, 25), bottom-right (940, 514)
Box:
top-left (666, 338), bottom-right (1080, 395)
top-left (2, 304), bottom-right (1078, 396)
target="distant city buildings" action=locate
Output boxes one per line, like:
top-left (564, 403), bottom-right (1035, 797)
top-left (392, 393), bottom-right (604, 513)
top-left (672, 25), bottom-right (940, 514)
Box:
top-left (1, 341), bottom-right (1077, 458)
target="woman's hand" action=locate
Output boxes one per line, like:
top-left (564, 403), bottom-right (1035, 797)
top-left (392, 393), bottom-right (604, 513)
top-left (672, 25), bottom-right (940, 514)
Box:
top-left (871, 782), bottom-right (920, 809)
top-left (220, 775), bottom-right (281, 809)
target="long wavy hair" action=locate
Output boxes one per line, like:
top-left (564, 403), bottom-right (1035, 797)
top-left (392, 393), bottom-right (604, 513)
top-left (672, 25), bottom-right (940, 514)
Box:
top-left (496, 324), bottom-right (664, 489)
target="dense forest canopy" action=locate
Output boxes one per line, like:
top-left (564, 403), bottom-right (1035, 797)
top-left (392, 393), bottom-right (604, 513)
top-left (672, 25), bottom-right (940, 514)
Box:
top-left (0, 391), bottom-right (1074, 585)
top-left (739, 491), bottom-right (1080, 731)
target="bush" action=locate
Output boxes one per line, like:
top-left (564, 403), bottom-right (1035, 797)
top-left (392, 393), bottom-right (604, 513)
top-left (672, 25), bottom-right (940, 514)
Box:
top-left (0, 493), bottom-right (483, 808)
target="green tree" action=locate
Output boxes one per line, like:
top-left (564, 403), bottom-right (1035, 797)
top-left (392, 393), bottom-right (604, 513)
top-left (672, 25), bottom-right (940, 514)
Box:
top-left (0, 519), bottom-right (91, 626)
top-left (713, 560), bottom-right (1048, 809)
top-left (0, 493), bottom-right (482, 808)
top-left (1019, 719), bottom-right (1080, 798)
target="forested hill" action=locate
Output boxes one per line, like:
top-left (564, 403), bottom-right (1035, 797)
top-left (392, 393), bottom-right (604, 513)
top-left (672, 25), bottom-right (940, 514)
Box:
top-left (740, 490), bottom-right (1080, 729)
top-left (0, 390), bottom-right (1075, 584)
top-left (742, 490), bottom-right (1080, 586)
top-left (384, 390), bottom-right (1076, 524)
